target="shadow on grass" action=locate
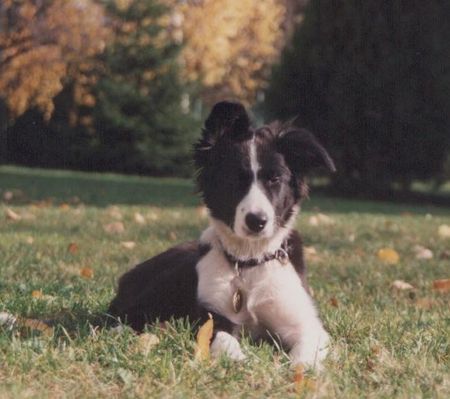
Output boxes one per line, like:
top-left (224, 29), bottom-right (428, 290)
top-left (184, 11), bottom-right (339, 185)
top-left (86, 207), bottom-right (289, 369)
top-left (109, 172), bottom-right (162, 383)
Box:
top-left (0, 166), bottom-right (200, 207)
top-left (1, 165), bottom-right (449, 215)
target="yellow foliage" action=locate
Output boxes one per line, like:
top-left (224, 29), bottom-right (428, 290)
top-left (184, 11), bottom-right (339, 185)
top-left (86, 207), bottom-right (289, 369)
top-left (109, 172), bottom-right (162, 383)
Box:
top-left (173, 0), bottom-right (286, 105)
top-left (0, 0), bottom-right (109, 119)
top-left (195, 315), bottom-right (214, 361)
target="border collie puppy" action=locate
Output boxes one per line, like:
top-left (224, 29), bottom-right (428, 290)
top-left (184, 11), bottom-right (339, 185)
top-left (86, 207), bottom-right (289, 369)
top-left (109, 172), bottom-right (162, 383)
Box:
top-left (108, 101), bottom-right (335, 368)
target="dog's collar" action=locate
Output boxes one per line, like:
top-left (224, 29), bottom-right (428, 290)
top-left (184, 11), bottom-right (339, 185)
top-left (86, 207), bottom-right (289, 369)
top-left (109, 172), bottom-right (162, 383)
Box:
top-left (222, 240), bottom-right (291, 269)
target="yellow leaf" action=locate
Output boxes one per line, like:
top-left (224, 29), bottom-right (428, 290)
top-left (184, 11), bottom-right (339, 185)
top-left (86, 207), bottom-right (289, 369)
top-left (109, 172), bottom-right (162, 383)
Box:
top-left (377, 248), bottom-right (400, 264)
top-left (438, 225), bottom-right (450, 239)
top-left (121, 241), bottom-right (136, 250)
top-left (195, 314), bottom-right (214, 361)
top-left (32, 290), bottom-right (43, 298)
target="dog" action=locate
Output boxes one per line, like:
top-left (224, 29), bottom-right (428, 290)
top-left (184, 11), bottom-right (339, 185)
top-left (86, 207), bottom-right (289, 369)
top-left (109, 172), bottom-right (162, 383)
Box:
top-left (108, 101), bottom-right (336, 368)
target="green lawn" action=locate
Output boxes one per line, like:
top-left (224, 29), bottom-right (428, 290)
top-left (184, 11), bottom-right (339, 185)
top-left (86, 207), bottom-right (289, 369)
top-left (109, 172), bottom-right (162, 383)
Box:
top-left (0, 166), bottom-right (449, 398)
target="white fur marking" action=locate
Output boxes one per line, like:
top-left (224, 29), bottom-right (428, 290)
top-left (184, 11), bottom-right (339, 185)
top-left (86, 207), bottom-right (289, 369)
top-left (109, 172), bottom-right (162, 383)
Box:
top-left (196, 227), bottom-right (329, 369)
top-left (233, 138), bottom-right (275, 239)
top-left (210, 331), bottom-right (246, 361)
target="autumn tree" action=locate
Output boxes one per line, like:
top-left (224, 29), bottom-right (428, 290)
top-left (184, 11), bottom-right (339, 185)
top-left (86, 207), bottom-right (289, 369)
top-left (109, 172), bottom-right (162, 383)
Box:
top-left (93, 0), bottom-right (199, 175)
top-left (172, 0), bottom-right (286, 106)
top-left (0, 0), bottom-right (109, 120)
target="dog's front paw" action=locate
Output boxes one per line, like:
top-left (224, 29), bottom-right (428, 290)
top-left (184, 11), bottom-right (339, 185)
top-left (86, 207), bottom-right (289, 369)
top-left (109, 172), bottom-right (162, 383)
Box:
top-left (210, 331), bottom-right (246, 361)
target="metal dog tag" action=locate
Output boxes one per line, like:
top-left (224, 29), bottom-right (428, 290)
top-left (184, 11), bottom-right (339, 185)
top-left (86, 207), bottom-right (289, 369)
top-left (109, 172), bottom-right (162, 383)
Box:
top-left (232, 289), bottom-right (242, 313)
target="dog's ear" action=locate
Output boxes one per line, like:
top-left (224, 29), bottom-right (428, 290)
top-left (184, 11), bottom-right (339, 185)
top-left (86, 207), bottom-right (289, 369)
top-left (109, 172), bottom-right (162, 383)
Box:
top-left (277, 128), bottom-right (336, 175)
top-left (203, 101), bottom-right (250, 144)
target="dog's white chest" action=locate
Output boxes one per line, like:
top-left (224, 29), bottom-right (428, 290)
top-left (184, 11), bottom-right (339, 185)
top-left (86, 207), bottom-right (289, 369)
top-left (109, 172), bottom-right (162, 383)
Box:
top-left (196, 248), bottom-right (309, 330)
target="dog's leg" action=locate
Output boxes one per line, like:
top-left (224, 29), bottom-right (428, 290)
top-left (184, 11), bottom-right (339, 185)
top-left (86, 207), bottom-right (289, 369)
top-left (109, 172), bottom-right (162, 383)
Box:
top-left (248, 269), bottom-right (329, 370)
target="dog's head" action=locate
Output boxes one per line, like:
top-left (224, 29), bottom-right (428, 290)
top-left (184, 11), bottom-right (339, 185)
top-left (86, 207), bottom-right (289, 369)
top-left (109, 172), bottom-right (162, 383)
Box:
top-left (194, 101), bottom-right (335, 241)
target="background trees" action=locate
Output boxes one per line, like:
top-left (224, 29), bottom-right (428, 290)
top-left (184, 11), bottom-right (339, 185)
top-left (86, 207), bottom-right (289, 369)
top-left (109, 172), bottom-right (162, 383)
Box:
top-left (265, 0), bottom-right (450, 194)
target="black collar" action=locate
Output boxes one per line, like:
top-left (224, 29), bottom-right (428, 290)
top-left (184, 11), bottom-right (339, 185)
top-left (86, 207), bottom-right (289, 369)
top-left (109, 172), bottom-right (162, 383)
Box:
top-left (223, 240), bottom-right (291, 269)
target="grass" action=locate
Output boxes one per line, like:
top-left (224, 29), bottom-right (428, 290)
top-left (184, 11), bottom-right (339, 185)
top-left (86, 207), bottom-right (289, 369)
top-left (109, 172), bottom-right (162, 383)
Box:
top-left (0, 165), bottom-right (449, 398)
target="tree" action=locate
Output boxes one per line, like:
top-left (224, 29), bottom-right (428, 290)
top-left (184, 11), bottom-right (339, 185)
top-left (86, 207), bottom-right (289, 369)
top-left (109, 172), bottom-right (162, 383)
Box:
top-left (93, 0), bottom-right (198, 175)
top-left (0, 0), bottom-right (109, 120)
top-left (265, 0), bottom-right (450, 194)
top-left (173, 0), bottom-right (286, 106)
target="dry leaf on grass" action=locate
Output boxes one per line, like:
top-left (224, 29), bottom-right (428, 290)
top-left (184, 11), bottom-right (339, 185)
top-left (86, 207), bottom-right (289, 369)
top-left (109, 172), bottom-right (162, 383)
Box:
top-left (438, 225), bottom-right (450, 239)
top-left (293, 365), bottom-right (316, 394)
top-left (80, 267), bottom-right (94, 279)
top-left (103, 221), bottom-right (125, 234)
top-left (329, 297), bottom-right (339, 307)
top-left (414, 298), bottom-right (436, 310)
top-left (68, 243), bottom-right (79, 254)
top-left (413, 245), bottom-right (433, 260)
top-left (107, 206), bottom-right (123, 220)
top-left (169, 231), bottom-right (177, 241)
top-left (134, 212), bottom-right (146, 225)
top-left (59, 203), bottom-right (70, 210)
top-left (17, 317), bottom-right (53, 337)
top-left (31, 290), bottom-right (55, 301)
top-left (121, 241), bottom-right (136, 250)
top-left (25, 236), bottom-right (34, 244)
top-left (195, 314), bottom-right (214, 361)
top-left (432, 279), bottom-right (450, 293)
top-left (304, 246), bottom-right (321, 263)
top-left (308, 213), bottom-right (334, 227)
top-left (377, 248), bottom-right (400, 264)
top-left (5, 208), bottom-right (21, 221)
top-left (391, 280), bottom-right (415, 290)
top-left (136, 333), bottom-right (160, 355)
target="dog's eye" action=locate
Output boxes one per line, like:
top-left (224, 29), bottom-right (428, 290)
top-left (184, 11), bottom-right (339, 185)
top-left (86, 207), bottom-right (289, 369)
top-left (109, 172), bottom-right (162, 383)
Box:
top-left (267, 176), bottom-right (281, 186)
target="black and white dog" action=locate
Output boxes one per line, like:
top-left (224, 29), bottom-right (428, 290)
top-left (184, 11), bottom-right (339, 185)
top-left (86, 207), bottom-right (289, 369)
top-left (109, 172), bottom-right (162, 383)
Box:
top-left (108, 101), bottom-right (335, 368)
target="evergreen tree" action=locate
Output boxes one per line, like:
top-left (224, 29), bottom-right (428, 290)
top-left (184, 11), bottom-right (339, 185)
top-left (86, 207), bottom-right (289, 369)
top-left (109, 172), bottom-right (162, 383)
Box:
top-left (265, 1), bottom-right (450, 194)
top-left (93, 0), bottom-right (198, 175)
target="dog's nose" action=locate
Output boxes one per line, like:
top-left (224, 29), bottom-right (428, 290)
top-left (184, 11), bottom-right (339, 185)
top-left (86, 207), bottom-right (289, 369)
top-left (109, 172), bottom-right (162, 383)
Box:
top-left (245, 212), bottom-right (268, 233)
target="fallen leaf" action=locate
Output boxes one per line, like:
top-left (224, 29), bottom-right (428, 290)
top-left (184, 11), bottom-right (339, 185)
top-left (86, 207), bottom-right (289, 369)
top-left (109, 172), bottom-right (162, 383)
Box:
top-left (121, 241), bottom-right (136, 250)
top-left (413, 245), bottom-right (433, 260)
top-left (308, 213), bottom-right (334, 227)
top-left (17, 317), bottom-right (53, 337)
top-left (5, 208), bottom-right (21, 221)
top-left (59, 203), bottom-right (70, 210)
top-left (134, 212), bottom-right (146, 224)
top-left (80, 267), bottom-right (94, 279)
top-left (293, 365), bottom-right (317, 394)
top-left (414, 298), bottom-right (436, 310)
top-left (25, 236), bottom-right (34, 244)
top-left (107, 206), bottom-right (123, 220)
top-left (31, 290), bottom-right (43, 299)
top-left (68, 243), bottom-right (79, 254)
top-left (438, 225), bottom-right (450, 239)
top-left (304, 246), bottom-right (321, 263)
top-left (169, 231), bottom-right (177, 241)
top-left (195, 314), bottom-right (214, 361)
top-left (432, 279), bottom-right (450, 293)
top-left (136, 333), bottom-right (160, 355)
top-left (377, 248), bottom-right (400, 264)
top-left (329, 297), bottom-right (339, 307)
top-left (294, 364), bottom-right (304, 394)
top-left (104, 222), bottom-right (125, 234)
top-left (391, 280), bottom-right (414, 290)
